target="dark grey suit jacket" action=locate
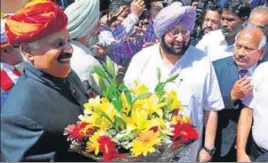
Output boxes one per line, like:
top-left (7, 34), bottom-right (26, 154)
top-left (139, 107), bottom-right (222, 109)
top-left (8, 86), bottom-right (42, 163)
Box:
top-left (1, 63), bottom-right (92, 161)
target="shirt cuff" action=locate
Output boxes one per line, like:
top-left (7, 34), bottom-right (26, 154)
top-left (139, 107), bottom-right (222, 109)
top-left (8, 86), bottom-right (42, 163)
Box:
top-left (127, 13), bottom-right (139, 25)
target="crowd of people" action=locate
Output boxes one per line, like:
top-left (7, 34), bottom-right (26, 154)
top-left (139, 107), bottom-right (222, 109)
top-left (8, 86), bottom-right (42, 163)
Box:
top-left (0, 0), bottom-right (268, 162)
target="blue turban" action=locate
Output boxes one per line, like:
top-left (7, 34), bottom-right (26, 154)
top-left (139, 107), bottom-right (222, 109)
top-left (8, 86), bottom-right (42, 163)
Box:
top-left (153, 2), bottom-right (196, 38)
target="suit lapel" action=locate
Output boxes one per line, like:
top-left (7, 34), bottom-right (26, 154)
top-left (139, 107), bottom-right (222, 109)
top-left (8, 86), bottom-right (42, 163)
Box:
top-left (227, 60), bottom-right (239, 84)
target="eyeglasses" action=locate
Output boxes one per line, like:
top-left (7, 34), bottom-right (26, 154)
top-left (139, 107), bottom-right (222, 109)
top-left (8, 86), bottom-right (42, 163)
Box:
top-left (167, 29), bottom-right (191, 38)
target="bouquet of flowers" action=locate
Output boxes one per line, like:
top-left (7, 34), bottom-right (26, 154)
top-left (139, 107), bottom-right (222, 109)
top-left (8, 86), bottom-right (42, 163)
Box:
top-left (64, 57), bottom-right (199, 162)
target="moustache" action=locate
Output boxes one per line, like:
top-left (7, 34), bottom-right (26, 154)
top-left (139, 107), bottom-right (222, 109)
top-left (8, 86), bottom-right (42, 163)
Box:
top-left (57, 51), bottom-right (72, 63)
top-left (221, 27), bottom-right (230, 33)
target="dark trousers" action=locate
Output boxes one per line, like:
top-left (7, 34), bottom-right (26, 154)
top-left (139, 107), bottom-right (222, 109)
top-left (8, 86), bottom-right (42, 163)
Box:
top-left (250, 140), bottom-right (268, 162)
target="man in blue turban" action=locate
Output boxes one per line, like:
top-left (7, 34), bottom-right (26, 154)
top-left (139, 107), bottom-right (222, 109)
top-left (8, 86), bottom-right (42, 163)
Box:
top-left (124, 2), bottom-right (224, 162)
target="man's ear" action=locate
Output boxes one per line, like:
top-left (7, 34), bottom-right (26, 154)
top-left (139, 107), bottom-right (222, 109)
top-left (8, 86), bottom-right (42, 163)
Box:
top-left (20, 43), bottom-right (34, 61)
top-left (259, 46), bottom-right (265, 60)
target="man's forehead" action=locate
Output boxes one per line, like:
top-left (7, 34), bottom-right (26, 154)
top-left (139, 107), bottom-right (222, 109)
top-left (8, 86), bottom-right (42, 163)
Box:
top-left (237, 31), bottom-right (261, 45)
top-left (250, 13), bottom-right (268, 25)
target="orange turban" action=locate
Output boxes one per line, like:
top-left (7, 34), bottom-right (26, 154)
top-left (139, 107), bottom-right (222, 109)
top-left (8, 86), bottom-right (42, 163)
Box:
top-left (5, 0), bottom-right (68, 45)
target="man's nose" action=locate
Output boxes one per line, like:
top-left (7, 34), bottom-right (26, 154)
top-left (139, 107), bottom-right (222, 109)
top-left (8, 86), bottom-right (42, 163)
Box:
top-left (64, 43), bottom-right (73, 54)
top-left (221, 19), bottom-right (228, 27)
top-left (206, 20), bottom-right (212, 27)
top-left (237, 48), bottom-right (246, 57)
top-left (175, 33), bottom-right (184, 42)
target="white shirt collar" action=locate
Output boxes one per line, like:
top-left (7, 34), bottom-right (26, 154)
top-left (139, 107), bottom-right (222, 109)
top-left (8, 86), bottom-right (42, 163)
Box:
top-left (0, 62), bottom-right (15, 71)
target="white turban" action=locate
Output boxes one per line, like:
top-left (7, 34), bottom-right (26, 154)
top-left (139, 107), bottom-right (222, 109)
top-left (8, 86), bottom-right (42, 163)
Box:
top-left (64, 0), bottom-right (100, 39)
top-left (153, 2), bottom-right (196, 38)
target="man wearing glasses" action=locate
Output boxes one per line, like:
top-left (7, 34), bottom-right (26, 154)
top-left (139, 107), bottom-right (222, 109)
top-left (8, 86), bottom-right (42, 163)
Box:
top-left (124, 2), bottom-right (224, 162)
top-left (0, 19), bottom-right (23, 107)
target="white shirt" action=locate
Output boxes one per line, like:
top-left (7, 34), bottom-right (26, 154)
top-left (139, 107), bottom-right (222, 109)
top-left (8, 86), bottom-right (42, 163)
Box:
top-left (70, 40), bottom-right (102, 82)
top-left (243, 62), bottom-right (268, 151)
top-left (196, 29), bottom-right (234, 62)
top-left (124, 43), bottom-right (224, 161)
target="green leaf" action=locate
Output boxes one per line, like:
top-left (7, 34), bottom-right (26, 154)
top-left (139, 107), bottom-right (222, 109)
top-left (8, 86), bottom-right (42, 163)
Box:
top-left (112, 98), bottom-right (122, 113)
top-left (106, 56), bottom-right (116, 79)
top-left (114, 116), bottom-right (126, 131)
top-left (119, 83), bottom-right (133, 106)
top-left (95, 108), bottom-right (113, 124)
top-left (98, 77), bottom-right (107, 96)
top-left (134, 92), bottom-right (152, 101)
top-left (154, 83), bottom-right (165, 98)
top-left (166, 73), bottom-right (179, 83)
top-left (93, 65), bottom-right (109, 80)
top-left (157, 67), bottom-right (161, 84)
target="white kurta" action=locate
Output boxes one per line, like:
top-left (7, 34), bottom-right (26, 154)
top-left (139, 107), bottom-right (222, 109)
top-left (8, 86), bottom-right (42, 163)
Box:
top-left (196, 29), bottom-right (234, 62)
top-left (243, 62), bottom-right (268, 151)
top-left (124, 43), bottom-right (224, 161)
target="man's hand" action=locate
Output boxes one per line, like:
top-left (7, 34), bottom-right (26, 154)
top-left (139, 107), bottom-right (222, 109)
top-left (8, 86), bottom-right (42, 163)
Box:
top-left (95, 45), bottom-right (112, 56)
top-left (131, 0), bottom-right (145, 17)
top-left (231, 77), bottom-right (252, 102)
top-left (237, 151), bottom-right (251, 162)
top-left (199, 149), bottom-right (212, 162)
top-left (150, 1), bottom-right (163, 19)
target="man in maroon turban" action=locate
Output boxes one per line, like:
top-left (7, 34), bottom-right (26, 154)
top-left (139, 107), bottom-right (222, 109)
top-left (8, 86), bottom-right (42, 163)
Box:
top-left (1, 0), bottom-right (92, 161)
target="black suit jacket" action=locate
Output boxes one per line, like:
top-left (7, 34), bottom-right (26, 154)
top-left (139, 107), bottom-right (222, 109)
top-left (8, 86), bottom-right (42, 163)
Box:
top-left (1, 62), bottom-right (92, 161)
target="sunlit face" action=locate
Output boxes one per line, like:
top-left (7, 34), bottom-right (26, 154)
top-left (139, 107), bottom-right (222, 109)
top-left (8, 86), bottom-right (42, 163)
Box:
top-left (161, 24), bottom-right (191, 56)
top-left (221, 9), bottom-right (243, 36)
top-left (248, 12), bottom-right (268, 39)
top-left (202, 9), bottom-right (221, 34)
top-left (233, 32), bottom-right (264, 68)
top-left (26, 30), bottom-right (73, 78)
top-left (0, 45), bottom-right (23, 65)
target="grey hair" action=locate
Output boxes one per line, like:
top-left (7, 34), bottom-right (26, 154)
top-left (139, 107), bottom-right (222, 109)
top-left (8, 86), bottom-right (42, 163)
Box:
top-left (235, 28), bottom-right (267, 50)
top-left (28, 41), bottom-right (40, 50)
top-left (249, 6), bottom-right (268, 20)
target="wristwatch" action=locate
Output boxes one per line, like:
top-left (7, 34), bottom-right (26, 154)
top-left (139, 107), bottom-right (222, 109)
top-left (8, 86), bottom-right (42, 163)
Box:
top-left (203, 146), bottom-right (216, 156)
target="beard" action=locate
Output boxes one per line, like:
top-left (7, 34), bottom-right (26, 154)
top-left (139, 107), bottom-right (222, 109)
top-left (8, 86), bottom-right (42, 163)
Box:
top-left (160, 36), bottom-right (190, 56)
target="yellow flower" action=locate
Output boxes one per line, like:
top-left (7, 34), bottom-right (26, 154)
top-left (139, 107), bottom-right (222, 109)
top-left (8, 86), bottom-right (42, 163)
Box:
top-left (171, 115), bottom-right (192, 123)
top-left (131, 108), bottom-right (149, 131)
top-left (129, 80), bottom-right (149, 95)
top-left (144, 118), bottom-right (166, 131)
top-left (146, 94), bottom-right (165, 118)
top-left (86, 130), bottom-right (104, 155)
top-left (131, 130), bottom-right (161, 156)
top-left (165, 91), bottom-right (182, 112)
top-left (83, 96), bottom-right (101, 114)
top-left (120, 93), bottom-right (131, 114)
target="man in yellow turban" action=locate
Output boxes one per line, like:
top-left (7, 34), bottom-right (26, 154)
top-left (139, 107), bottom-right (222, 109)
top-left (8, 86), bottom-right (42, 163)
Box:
top-left (1, 0), bottom-right (92, 161)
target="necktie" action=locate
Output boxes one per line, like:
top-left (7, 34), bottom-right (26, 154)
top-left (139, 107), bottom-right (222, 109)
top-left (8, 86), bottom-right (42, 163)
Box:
top-left (239, 69), bottom-right (248, 78)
